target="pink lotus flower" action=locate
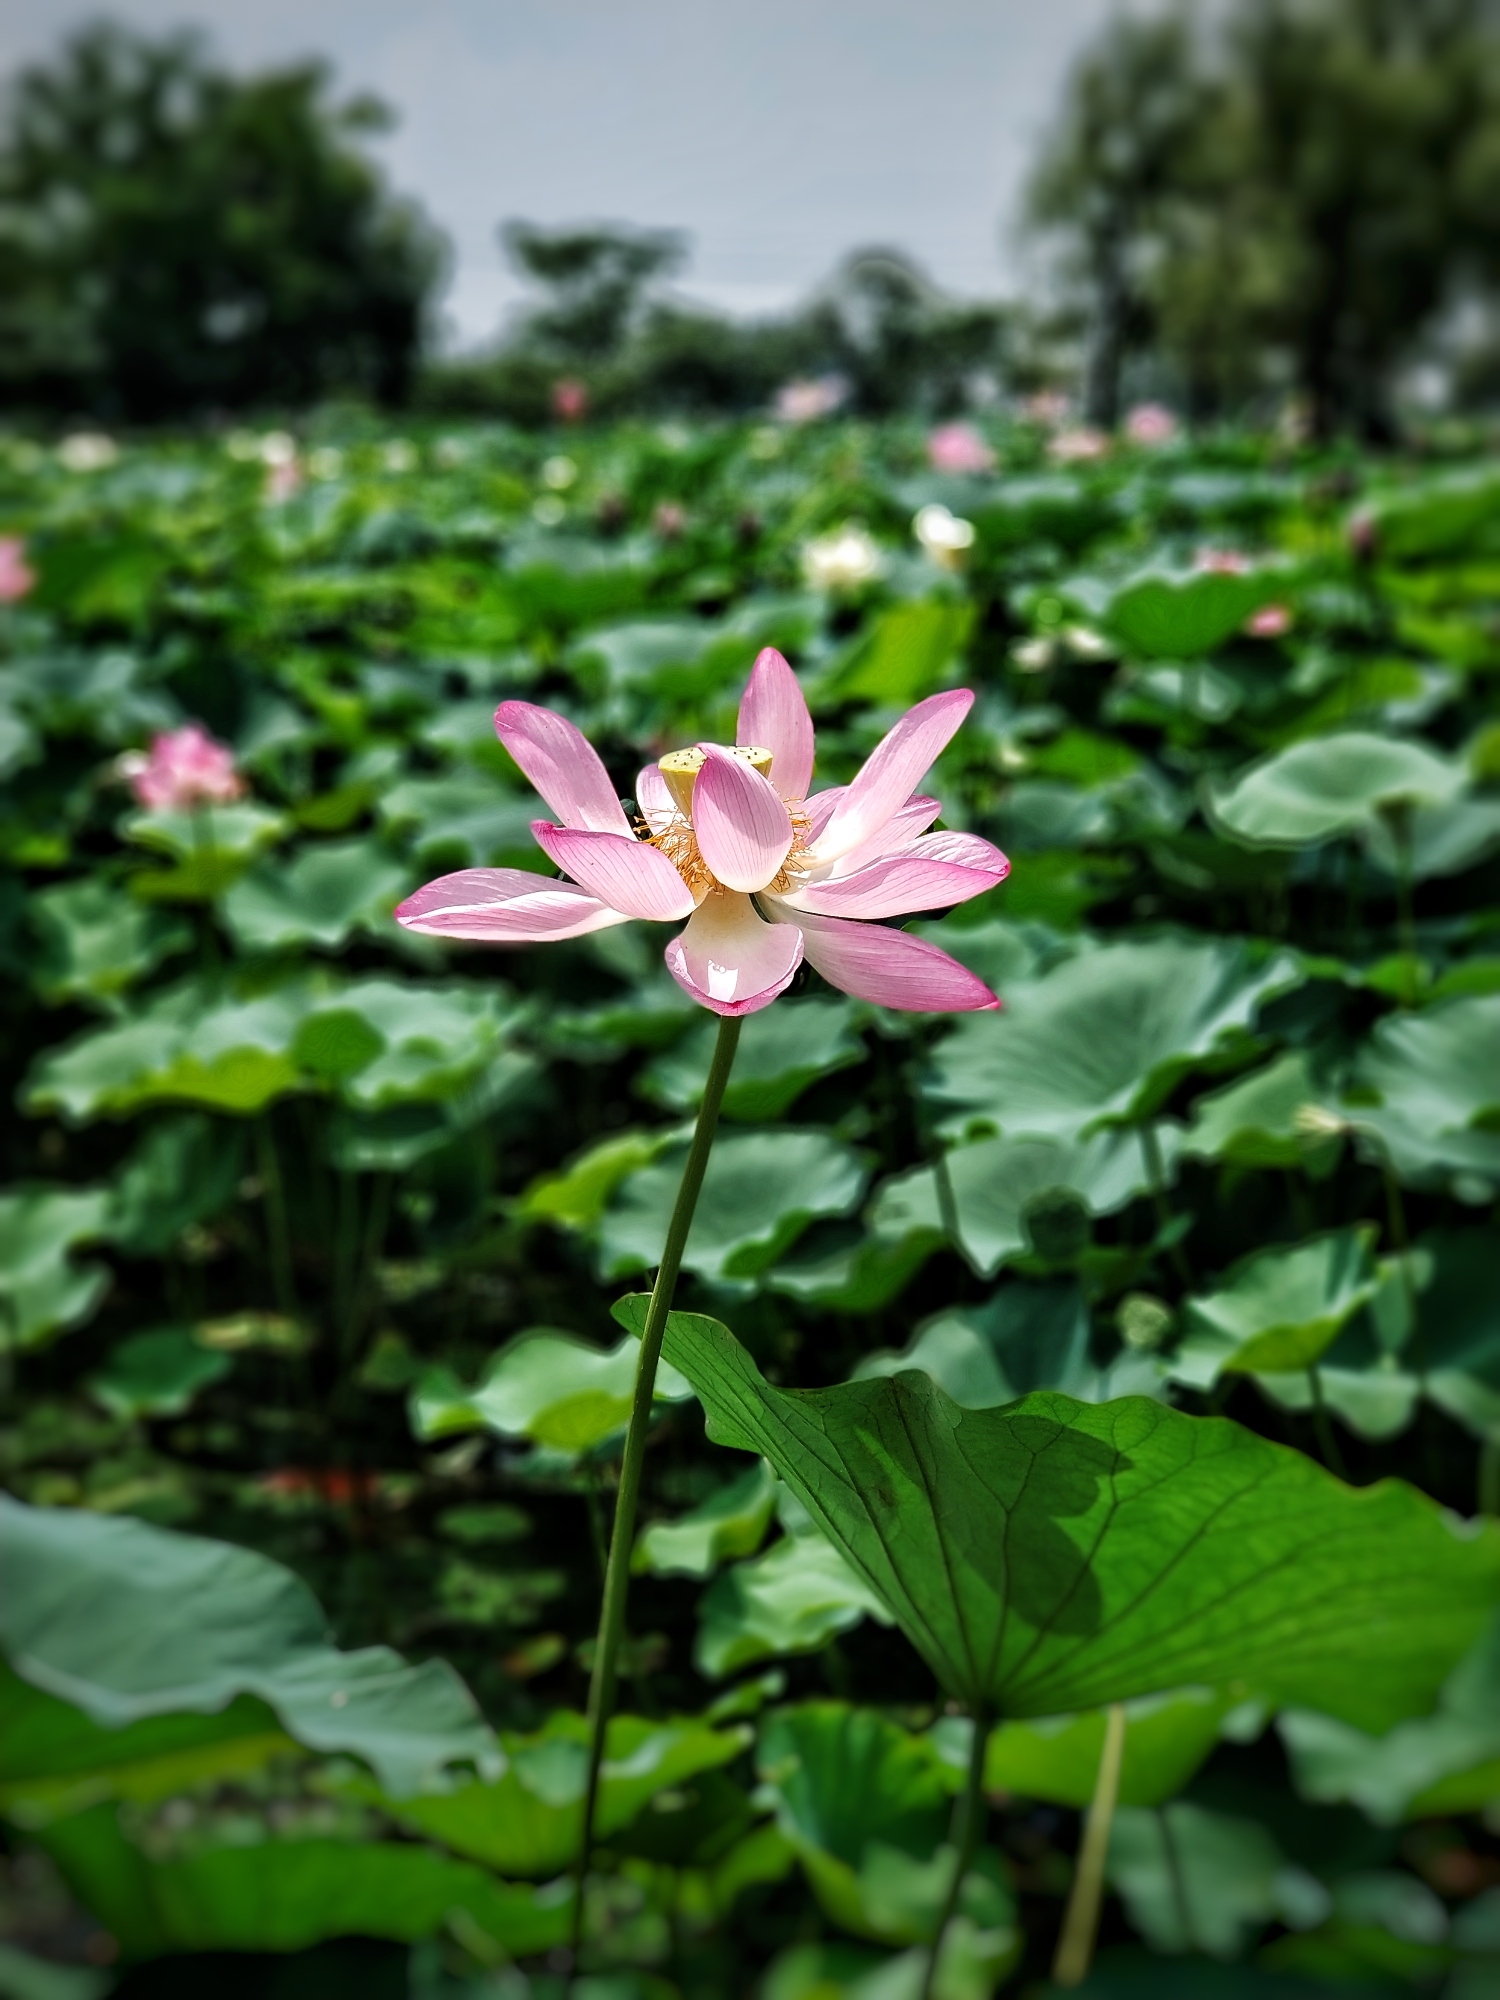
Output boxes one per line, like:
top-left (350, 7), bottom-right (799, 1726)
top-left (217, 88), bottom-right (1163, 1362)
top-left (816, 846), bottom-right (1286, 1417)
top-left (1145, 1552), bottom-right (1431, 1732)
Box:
top-left (0, 536), bottom-right (35, 603)
top-left (1125, 402), bottom-right (1178, 446)
top-left (1245, 603), bottom-right (1292, 638)
top-left (774, 376), bottom-right (848, 424)
top-left (552, 378), bottom-right (589, 422)
top-left (928, 423), bottom-right (995, 475)
top-left (121, 723), bottom-right (246, 811)
top-left (1048, 427), bottom-right (1109, 464)
top-left (1020, 391), bottom-right (1070, 426)
top-left (397, 650), bottom-right (1007, 1018)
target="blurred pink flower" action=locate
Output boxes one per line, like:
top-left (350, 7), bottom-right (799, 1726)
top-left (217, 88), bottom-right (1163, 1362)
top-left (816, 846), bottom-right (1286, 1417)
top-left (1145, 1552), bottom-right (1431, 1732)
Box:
top-left (121, 723), bottom-right (246, 811)
top-left (0, 536), bottom-right (35, 603)
top-left (398, 650), bottom-right (1007, 1018)
top-left (653, 501), bottom-right (687, 539)
top-left (552, 378), bottom-right (589, 422)
top-left (264, 458), bottom-right (302, 504)
top-left (928, 423), bottom-right (995, 474)
top-left (1048, 427), bottom-right (1109, 464)
top-left (1195, 547), bottom-right (1251, 576)
top-left (1125, 402), bottom-right (1178, 446)
top-left (1245, 603), bottom-right (1293, 638)
top-left (1020, 391), bottom-right (1070, 426)
top-left (774, 376), bottom-right (848, 424)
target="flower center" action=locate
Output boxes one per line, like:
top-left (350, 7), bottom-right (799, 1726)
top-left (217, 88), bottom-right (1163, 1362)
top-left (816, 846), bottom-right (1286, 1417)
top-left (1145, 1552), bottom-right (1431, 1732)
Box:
top-left (651, 744), bottom-right (811, 898)
top-left (657, 743), bottom-right (773, 817)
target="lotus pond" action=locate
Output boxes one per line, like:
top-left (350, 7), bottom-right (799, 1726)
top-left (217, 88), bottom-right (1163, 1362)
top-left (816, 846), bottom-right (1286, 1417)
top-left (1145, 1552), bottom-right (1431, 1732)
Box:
top-left (1, 413), bottom-right (1499, 2000)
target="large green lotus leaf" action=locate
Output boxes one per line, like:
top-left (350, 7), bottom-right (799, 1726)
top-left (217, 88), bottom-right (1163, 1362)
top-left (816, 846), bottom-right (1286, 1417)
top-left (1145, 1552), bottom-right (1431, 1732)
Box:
top-left (1171, 1229), bottom-right (1380, 1386)
top-left (924, 937), bottom-right (1298, 1141)
top-left (1207, 733), bottom-right (1464, 847)
top-left (1061, 563), bottom-right (1285, 658)
top-left (0, 1497), bottom-right (499, 1796)
top-left (871, 1127), bottom-right (1180, 1279)
top-left (1361, 465), bottom-right (1500, 560)
top-left (968, 476), bottom-right (1110, 552)
top-left (1106, 1803), bottom-right (1315, 1958)
top-left (22, 981), bottom-right (310, 1121)
top-left (0, 1188), bottom-right (112, 1350)
top-left (35, 1806), bottom-right (570, 1960)
top-left (377, 772), bottom-right (542, 870)
top-left (0, 1663), bottom-right (295, 1829)
top-left (317, 977), bottom-right (515, 1108)
top-left (1253, 1313), bottom-right (1421, 1444)
top-left (106, 1113), bottom-right (245, 1256)
top-left (827, 599), bottom-right (974, 706)
top-left (1347, 994), bottom-right (1500, 1190)
top-left (86, 1326), bottom-right (231, 1419)
top-left (29, 877), bottom-right (191, 1009)
top-left (635, 1458), bottom-right (778, 1577)
top-left (600, 1128), bottom-right (868, 1285)
top-left (755, 1703), bottom-right (1017, 1957)
top-left (946, 1688), bottom-right (1234, 1810)
top-left (518, 1129), bottom-right (678, 1230)
top-left (410, 1329), bottom-right (694, 1454)
top-left (695, 1512), bottom-right (894, 1679)
top-left (1364, 796), bottom-right (1500, 883)
top-left (637, 1300), bottom-right (1500, 1729)
top-left (1280, 1617), bottom-right (1500, 1825)
top-left (858, 1283), bottom-right (1160, 1408)
top-left (1181, 1051), bottom-right (1335, 1171)
top-left (221, 837), bottom-right (410, 951)
top-left (122, 801), bottom-right (287, 864)
top-left (641, 999), bottom-right (863, 1123)
top-left (368, 1708), bottom-right (751, 1877)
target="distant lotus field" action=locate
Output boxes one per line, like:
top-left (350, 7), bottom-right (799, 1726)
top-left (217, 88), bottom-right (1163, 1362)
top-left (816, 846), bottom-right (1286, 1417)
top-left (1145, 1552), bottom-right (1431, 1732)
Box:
top-left (1, 409), bottom-right (1498, 2000)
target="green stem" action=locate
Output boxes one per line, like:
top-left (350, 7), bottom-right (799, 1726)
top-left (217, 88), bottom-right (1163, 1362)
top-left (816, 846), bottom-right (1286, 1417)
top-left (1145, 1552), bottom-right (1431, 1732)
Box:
top-left (1480, 1434), bottom-right (1500, 1518)
top-left (255, 1116), bottom-right (299, 1321)
top-left (919, 1705), bottom-right (990, 2000)
top-left (1139, 1121), bottom-right (1191, 1285)
top-left (1053, 1702), bottom-right (1127, 1989)
top-left (570, 1011), bottom-right (741, 1955)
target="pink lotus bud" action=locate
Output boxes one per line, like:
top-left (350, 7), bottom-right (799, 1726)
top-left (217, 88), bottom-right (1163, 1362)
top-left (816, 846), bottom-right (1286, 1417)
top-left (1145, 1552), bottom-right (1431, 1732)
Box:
top-left (773, 376), bottom-right (848, 424)
top-left (653, 501), bottom-right (686, 539)
top-left (120, 723), bottom-right (246, 812)
top-left (1245, 603), bottom-right (1292, 638)
top-left (552, 378), bottom-right (589, 422)
top-left (1195, 546), bottom-right (1251, 576)
top-left (1125, 402), bottom-right (1178, 446)
top-left (0, 536), bottom-right (36, 603)
top-left (927, 423), bottom-right (996, 474)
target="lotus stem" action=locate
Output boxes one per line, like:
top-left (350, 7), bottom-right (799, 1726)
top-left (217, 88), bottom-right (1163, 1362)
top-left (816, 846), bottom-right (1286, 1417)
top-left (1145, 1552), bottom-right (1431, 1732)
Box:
top-left (1307, 1364), bottom-right (1347, 1479)
top-left (1052, 1701), bottom-right (1127, 1988)
top-left (919, 1703), bottom-right (990, 2000)
top-left (570, 1011), bottom-right (741, 1954)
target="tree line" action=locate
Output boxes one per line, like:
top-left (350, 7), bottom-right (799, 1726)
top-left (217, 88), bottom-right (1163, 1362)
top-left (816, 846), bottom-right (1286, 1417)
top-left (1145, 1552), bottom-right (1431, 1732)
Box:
top-left (3, 1), bottom-right (1499, 435)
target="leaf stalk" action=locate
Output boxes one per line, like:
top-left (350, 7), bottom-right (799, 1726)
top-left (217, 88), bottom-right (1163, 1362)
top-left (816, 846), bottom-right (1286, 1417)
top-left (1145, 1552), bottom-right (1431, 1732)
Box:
top-left (1052, 1700), bottom-right (1127, 1988)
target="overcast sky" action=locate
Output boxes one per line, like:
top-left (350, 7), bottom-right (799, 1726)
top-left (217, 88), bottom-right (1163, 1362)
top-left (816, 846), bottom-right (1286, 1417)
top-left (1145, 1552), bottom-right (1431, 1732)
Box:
top-left (0, 0), bottom-right (1124, 349)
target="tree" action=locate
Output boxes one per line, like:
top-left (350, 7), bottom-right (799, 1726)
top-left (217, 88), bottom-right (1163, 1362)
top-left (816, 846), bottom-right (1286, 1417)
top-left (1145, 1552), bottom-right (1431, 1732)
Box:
top-left (0, 22), bottom-right (445, 417)
top-left (1027, 0), bottom-right (1500, 438)
top-left (500, 221), bottom-right (687, 363)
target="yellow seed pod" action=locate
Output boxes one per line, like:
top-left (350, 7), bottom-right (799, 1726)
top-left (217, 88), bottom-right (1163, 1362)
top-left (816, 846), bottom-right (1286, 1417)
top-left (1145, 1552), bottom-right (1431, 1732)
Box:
top-left (658, 744), bottom-right (773, 816)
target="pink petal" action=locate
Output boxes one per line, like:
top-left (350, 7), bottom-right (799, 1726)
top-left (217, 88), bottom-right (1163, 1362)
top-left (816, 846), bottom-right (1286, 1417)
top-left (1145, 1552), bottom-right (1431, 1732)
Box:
top-left (531, 822), bottom-right (697, 921)
top-left (784, 853), bottom-right (998, 919)
top-left (737, 647), bottom-right (815, 799)
top-left (494, 702), bottom-right (630, 836)
top-left (906, 829), bottom-right (1010, 877)
top-left (396, 868), bottom-right (631, 942)
top-left (692, 744), bottom-right (793, 893)
top-left (806, 786), bottom-right (848, 839)
top-left (664, 893), bottom-right (804, 1016)
top-left (823, 794), bottom-right (942, 876)
top-left (635, 763), bottom-right (674, 831)
top-left (788, 909), bottom-right (999, 1012)
top-left (813, 690), bottom-right (974, 863)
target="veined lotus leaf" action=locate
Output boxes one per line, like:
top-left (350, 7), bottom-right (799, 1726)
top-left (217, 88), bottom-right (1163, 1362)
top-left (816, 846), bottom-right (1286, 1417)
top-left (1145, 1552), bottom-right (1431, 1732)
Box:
top-left (0, 1496), bottom-right (499, 1797)
top-left (1170, 1228), bottom-right (1381, 1386)
top-left (925, 937), bottom-right (1299, 1141)
top-left (1208, 732), bottom-right (1464, 847)
top-left (86, 1326), bottom-right (231, 1419)
top-left (629, 1299), bottom-right (1500, 1730)
top-left (1060, 561), bottom-right (1289, 657)
top-left (1107, 1804), bottom-right (1322, 1957)
top-left (29, 876), bottom-right (191, 1008)
top-left (409, 1329), bottom-right (694, 1455)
